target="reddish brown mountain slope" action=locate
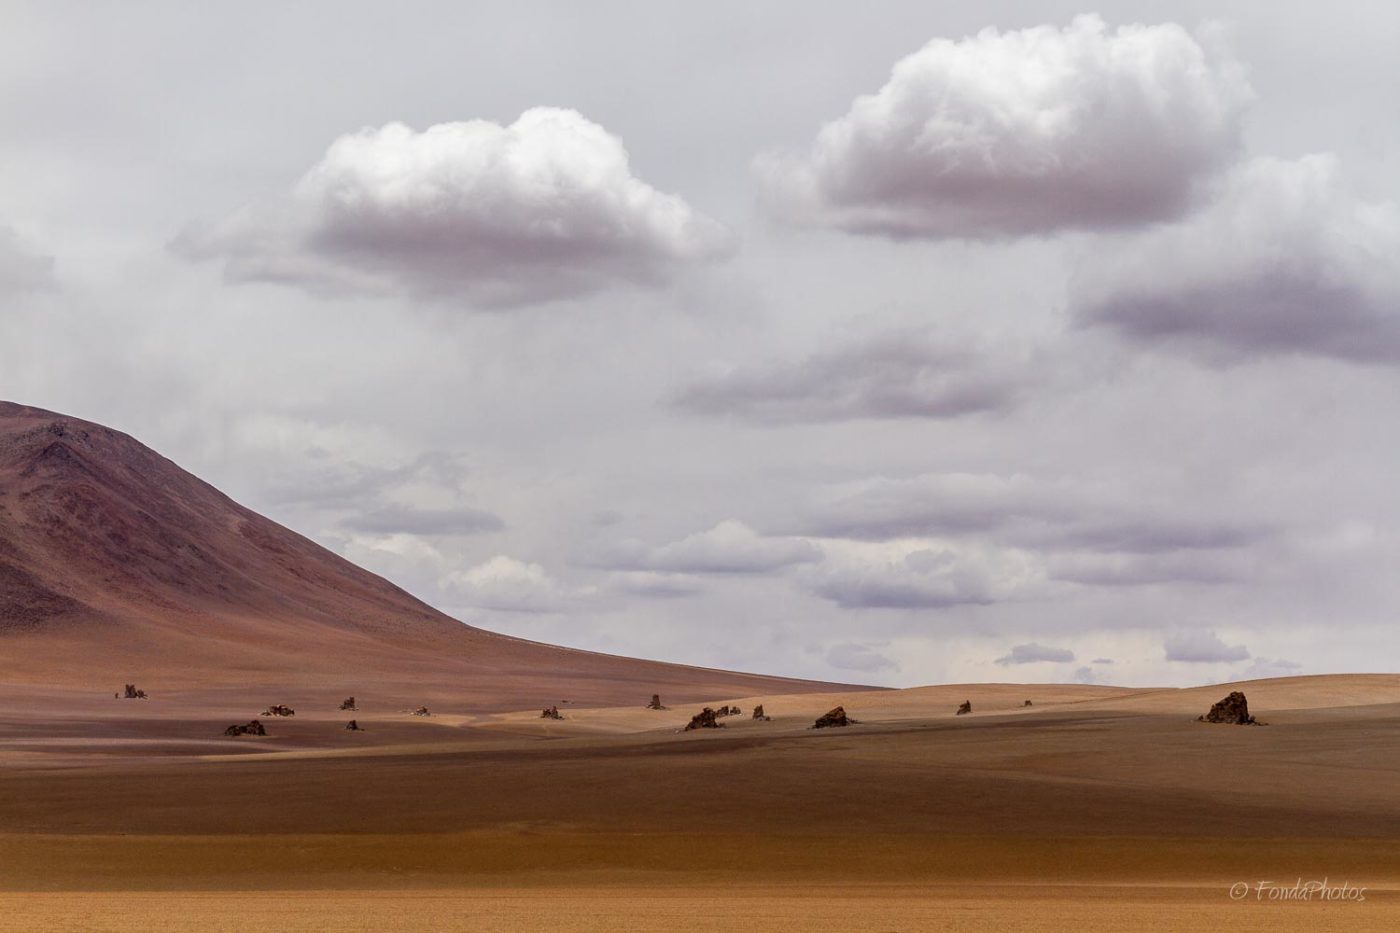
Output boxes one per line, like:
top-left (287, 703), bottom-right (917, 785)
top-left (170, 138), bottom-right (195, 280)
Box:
top-left (0, 401), bottom-right (862, 708)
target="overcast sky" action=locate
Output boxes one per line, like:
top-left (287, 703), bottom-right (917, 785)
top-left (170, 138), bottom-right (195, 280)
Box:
top-left (3, 2), bottom-right (1398, 687)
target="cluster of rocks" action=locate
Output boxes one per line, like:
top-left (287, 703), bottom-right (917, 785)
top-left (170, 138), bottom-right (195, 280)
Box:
top-left (752, 704), bottom-right (770, 721)
top-left (411, 706), bottom-right (431, 717)
top-left (1198, 691), bottom-right (1264, 725)
top-left (684, 707), bottom-right (724, 731)
top-left (223, 719), bottom-right (266, 737)
top-left (540, 705), bottom-right (564, 720)
top-left (118, 684), bottom-right (148, 699)
top-left (646, 694), bottom-right (668, 710)
top-left (956, 701), bottom-right (972, 716)
top-left (714, 704), bottom-right (741, 718)
top-left (812, 706), bottom-right (854, 729)
top-left (262, 704), bottom-right (295, 717)
top-left (339, 697), bottom-right (357, 711)
top-left (1023, 700), bottom-right (1033, 707)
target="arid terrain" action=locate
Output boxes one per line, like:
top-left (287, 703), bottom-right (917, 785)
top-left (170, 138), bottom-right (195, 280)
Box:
top-left (2, 402), bottom-right (1398, 930)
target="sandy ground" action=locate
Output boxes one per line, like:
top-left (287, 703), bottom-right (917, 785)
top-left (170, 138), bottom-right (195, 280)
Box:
top-left (2, 674), bottom-right (1398, 930)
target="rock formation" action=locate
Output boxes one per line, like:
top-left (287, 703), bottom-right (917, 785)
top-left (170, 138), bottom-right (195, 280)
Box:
top-left (339, 697), bottom-right (357, 711)
top-left (261, 704), bottom-right (295, 717)
top-left (121, 684), bottom-right (148, 699)
top-left (1023, 700), bottom-right (1033, 707)
top-left (956, 701), bottom-right (972, 716)
top-left (540, 706), bottom-right (563, 720)
top-left (1198, 691), bottom-right (1263, 725)
top-left (411, 706), bottom-right (431, 716)
top-left (223, 720), bottom-right (266, 737)
top-left (752, 704), bottom-right (769, 721)
top-left (684, 707), bottom-right (724, 731)
top-left (812, 706), bottom-right (850, 728)
top-left (345, 719), bottom-right (361, 731)
top-left (646, 694), bottom-right (667, 710)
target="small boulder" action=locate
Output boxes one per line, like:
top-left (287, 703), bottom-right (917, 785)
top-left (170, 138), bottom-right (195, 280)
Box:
top-left (752, 704), bottom-right (770, 721)
top-left (646, 694), bottom-right (668, 710)
top-left (684, 707), bottom-right (724, 731)
top-left (1198, 691), bottom-right (1263, 725)
top-left (1023, 700), bottom-right (1033, 707)
top-left (540, 706), bottom-right (564, 720)
top-left (339, 697), bottom-right (357, 711)
top-left (122, 684), bottom-right (148, 699)
top-left (261, 704), bottom-right (295, 717)
top-left (956, 701), bottom-right (972, 716)
top-left (345, 720), bottom-right (361, 731)
top-left (411, 706), bottom-right (431, 717)
top-left (224, 719), bottom-right (266, 737)
top-left (812, 706), bottom-right (851, 729)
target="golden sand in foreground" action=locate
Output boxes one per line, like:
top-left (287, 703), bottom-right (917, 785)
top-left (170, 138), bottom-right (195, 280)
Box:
top-left (2, 885), bottom-right (1396, 933)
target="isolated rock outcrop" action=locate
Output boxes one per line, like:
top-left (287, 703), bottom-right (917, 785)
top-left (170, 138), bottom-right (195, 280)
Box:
top-left (752, 704), bottom-right (770, 721)
top-left (684, 707), bottom-right (724, 731)
top-left (540, 706), bottom-right (563, 720)
top-left (646, 694), bottom-right (668, 710)
top-left (261, 704), bottom-right (295, 717)
top-left (956, 701), bottom-right (972, 716)
top-left (339, 697), bottom-right (357, 711)
top-left (223, 720), bottom-right (266, 737)
top-left (812, 706), bottom-right (851, 728)
top-left (121, 684), bottom-right (147, 699)
top-left (345, 719), bottom-right (361, 731)
top-left (1198, 691), bottom-right (1262, 725)
top-left (1023, 700), bottom-right (1033, 707)
top-left (411, 706), bottom-right (431, 717)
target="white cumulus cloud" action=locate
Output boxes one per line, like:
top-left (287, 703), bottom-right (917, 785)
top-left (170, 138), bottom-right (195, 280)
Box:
top-left (759, 15), bottom-right (1251, 238)
top-left (176, 108), bottom-right (733, 307)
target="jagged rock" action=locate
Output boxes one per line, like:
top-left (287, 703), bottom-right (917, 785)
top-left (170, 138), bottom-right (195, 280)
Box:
top-left (261, 704), bottom-right (295, 717)
top-left (684, 707), bottom-right (724, 731)
top-left (223, 720), bottom-right (266, 737)
top-left (121, 684), bottom-right (148, 699)
top-left (540, 706), bottom-right (563, 720)
top-left (956, 701), bottom-right (972, 716)
top-left (339, 697), bottom-right (357, 711)
top-left (345, 720), bottom-right (361, 731)
top-left (646, 694), bottom-right (668, 710)
top-left (752, 704), bottom-right (770, 721)
top-left (813, 706), bottom-right (851, 729)
top-left (1023, 700), bottom-right (1033, 707)
top-left (1198, 691), bottom-right (1263, 725)
top-left (411, 706), bottom-right (430, 717)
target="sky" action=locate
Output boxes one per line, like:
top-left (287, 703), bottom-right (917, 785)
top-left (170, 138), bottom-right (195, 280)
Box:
top-left (2, 2), bottom-right (1398, 687)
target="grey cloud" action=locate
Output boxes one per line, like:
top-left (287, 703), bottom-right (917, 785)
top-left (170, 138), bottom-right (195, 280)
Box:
top-left (341, 504), bottom-right (503, 536)
top-left (606, 520), bottom-right (821, 575)
top-left (1046, 552), bottom-right (1244, 588)
top-left (440, 555), bottom-right (582, 614)
top-left (175, 108), bottom-right (733, 308)
top-left (801, 545), bottom-right (1014, 610)
top-left (672, 334), bottom-right (1039, 423)
top-left (1240, 657), bottom-right (1303, 679)
top-left (995, 642), bottom-right (1075, 665)
top-left (1163, 630), bottom-right (1250, 663)
top-left (1074, 155), bottom-right (1400, 363)
top-left (0, 226), bottom-right (55, 293)
top-left (759, 15), bottom-right (1251, 238)
top-left (1091, 658), bottom-right (1114, 665)
top-left (826, 641), bottom-right (898, 672)
top-left (605, 571), bottom-right (703, 600)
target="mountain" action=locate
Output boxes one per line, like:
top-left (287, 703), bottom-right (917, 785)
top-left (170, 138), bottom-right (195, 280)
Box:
top-left (0, 401), bottom-right (857, 708)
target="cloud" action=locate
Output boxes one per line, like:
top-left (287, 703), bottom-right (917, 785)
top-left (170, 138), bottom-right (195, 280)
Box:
top-left (0, 226), bottom-right (55, 293)
top-left (795, 473), bottom-right (1274, 562)
top-left (1046, 551), bottom-right (1245, 587)
top-left (440, 555), bottom-right (578, 613)
top-left (340, 504), bottom-right (504, 536)
top-left (175, 108), bottom-right (733, 307)
top-left (1240, 657), bottom-right (1303, 679)
top-left (1163, 630), bottom-right (1250, 663)
top-left (826, 641), bottom-right (898, 673)
top-left (1073, 666), bottom-right (1099, 684)
top-left (604, 571), bottom-right (703, 600)
top-left (995, 642), bottom-right (1076, 665)
top-left (672, 334), bottom-right (1040, 423)
top-left (759, 15), bottom-right (1251, 238)
top-left (1073, 155), bottom-right (1400, 362)
top-left (607, 520), bottom-right (822, 575)
top-left (801, 541), bottom-right (1037, 610)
